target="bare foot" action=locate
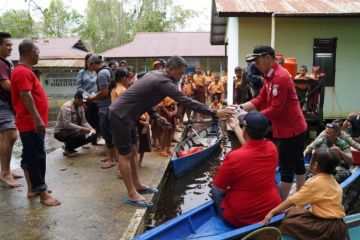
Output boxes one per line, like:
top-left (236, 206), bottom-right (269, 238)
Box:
top-left (12, 172), bottom-right (23, 179)
top-left (27, 189), bottom-right (53, 198)
top-left (40, 191), bottom-right (60, 206)
top-left (100, 161), bottom-right (116, 169)
top-left (0, 172), bottom-right (21, 188)
top-left (116, 169), bottom-right (122, 179)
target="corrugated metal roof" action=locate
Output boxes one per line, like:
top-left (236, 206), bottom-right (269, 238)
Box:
top-left (34, 58), bottom-right (84, 68)
top-left (9, 37), bottom-right (89, 61)
top-left (215, 0), bottom-right (360, 16)
top-left (102, 32), bottom-right (225, 58)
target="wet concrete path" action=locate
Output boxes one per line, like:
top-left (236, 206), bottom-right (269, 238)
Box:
top-left (0, 144), bottom-right (169, 240)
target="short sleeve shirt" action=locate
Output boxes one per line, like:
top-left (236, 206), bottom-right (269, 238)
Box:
top-left (288, 173), bottom-right (345, 219)
top-left (11, 64), bottom-right (48, 132)
top-left (213, 139), bottom-right (282, 227)
top-left (0, 58), bottom-right (12, 100)
top-left (96, 68), bottom-right (112, 115)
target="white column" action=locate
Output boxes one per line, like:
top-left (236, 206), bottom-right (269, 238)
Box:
top-left (226, 17), bottom-right (239, 105)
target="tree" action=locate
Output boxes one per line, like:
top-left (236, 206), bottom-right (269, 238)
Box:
top-left (130, 0), bottom-right (196, 33)
top-left (0, 10), bottom-right (38, 38)
top-left (76, 0), bottom-right (131, 52)
top-left (43, 0), bottom-right (83, 37)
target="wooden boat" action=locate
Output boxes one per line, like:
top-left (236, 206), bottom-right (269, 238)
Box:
top-left (134, 166), bottom-right (360, 240)
top-left (171, 121), bottom-right (221, 177)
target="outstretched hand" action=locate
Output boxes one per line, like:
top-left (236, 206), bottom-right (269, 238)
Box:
top-left (216, 108), bottom-right (234, 119)
top-left (227, 115), bottom-right (240, 130)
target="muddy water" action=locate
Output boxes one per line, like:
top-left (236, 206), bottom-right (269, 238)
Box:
top-left (150, 140), bottom-right (231, 226)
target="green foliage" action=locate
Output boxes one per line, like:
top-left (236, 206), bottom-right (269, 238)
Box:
top-left (0, 0), bottom-right (198, 52)
top-left (43, 0), bottom-right (83, 37)
top-left (0, 10), bottom-right (38, 38)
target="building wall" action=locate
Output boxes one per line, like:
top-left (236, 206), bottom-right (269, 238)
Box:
top-left (275, 17), bottom-right (360, 119)
top-left (234, 17), bottom-right (360, 119)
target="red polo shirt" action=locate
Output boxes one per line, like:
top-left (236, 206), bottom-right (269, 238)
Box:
top-left (251, 63), bottom-right (307, 138)
top-left (11, 64), bottom-right (48, 132)
top-left (213, 139), bottom-right (282, 227)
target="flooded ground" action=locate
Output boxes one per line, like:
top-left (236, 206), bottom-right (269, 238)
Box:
top-left (150, 140), bottom-right (230, 227)
top-left (10, 123), bottom-right (62, 170)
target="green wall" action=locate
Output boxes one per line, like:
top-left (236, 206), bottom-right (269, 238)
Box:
top-left (236, 17), bottom-right (360, 119)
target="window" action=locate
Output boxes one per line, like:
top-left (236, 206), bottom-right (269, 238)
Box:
top-left (313, 38), bottom-right (337, 87)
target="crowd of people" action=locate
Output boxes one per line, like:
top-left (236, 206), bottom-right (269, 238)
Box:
top-left (2, 30), bottom-right (360, 238)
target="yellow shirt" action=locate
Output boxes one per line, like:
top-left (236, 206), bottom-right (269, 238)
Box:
top-left (209, 82), bottom-right (224, 94)
top-left (111, 83), bottom-right (127, 102)
top-left (158, 97), bottom-right (176, 107)
top-left (288, 173), bottom-right (345, 219)
top-left (205, 75), bottom-right (213, 85)
top-left (193, 74), bottom-right (206, 87)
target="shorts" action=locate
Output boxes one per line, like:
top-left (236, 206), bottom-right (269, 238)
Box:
top-left (0, 100), bottom-right (16, 131)
top-left (99, 113), bottom-right (113, 148)
top-left (108, 111), bottom-right (139, 155)
top-left (277, 131), bottom-right (307, 183)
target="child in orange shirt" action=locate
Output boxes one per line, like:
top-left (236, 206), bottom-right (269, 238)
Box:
top-left (158, 97), bottom-right (177, 157)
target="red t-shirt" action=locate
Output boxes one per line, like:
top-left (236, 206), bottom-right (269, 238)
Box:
top-left (11, 64), bottom-right (48, 132)
top-left (213, 139), bottom-right (282, 227)
top-left (251, 63), bottom-right (307, 138)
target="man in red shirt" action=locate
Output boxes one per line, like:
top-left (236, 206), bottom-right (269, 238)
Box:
top-left (212, 110), bottom-right (282, 227)
top-left (11, 39), bottom-right (60, 206)
top-left (241, 45), bottom-right (308, 199)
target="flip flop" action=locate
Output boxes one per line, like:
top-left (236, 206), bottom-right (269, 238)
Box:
top-left (123, 199), bottom-right (153, 208)
top-left (137, 187), bottom-right (159, 194)
top-left (101, 162), bottom-right (116, 169)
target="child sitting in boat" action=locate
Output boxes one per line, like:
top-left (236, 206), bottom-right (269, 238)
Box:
top-left (212, 110), bottom-right (282, 227)
top-left (262, 147), bottom-right (347, 240)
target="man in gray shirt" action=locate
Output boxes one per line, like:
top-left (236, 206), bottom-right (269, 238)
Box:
top-left (87, 54), bottom-right (117, 169)
top-left (109, 55), bottom-right (232, 207)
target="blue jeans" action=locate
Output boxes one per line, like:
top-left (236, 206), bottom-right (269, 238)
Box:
top-left (20, 131), bottom-right (47, 192)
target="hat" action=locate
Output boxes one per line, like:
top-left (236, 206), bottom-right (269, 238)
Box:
top-left (152, 60), bottom-right (162, 68)
top-left (251, 45), bottom-right (275, 59)
top-left (239, 110), bottom-right (269, 139)
top-left (245, 54), bottom-right (256, 62)
top-left (87, 54), bottom-right (103, 65)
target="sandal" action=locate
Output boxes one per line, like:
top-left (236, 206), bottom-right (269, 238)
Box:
top-left (123, 198), bottom-right (153, 208)
top-left (101, 161), bottom-right (116, 169)
top-left (159, 151), bottom-right (169, 157)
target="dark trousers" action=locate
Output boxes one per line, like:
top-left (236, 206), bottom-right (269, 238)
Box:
top-left (210, 186), bottom-right (224, 217)
top-left (20, 131), bottom-right (47, 192)
top-left (54, 129), bottom-right (96, 151)
top-left (85, 102), bottom-right (100, 144)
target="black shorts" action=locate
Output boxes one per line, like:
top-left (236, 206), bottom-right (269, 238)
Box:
top-left (277, 131), bottom-right (307, 183)
top-left (108, 111), bottom-right (139, 155)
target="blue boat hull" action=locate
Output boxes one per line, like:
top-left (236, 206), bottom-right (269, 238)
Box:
top-left (171, 122), bottom-right (221, 177)
top-left (134, 167), bottom-right (360, 240)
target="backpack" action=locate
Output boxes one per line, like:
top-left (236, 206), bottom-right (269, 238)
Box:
top-left (96, 65), bottom-right (115, 96)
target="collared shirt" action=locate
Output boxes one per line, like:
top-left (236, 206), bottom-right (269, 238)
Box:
top-left (76, 68), bottom-right (97, 94)
top-left (54, 100), bottom-right (91, 133)
top-left (251, 63), bottom-right (307, 138)
top-left (213, 139), bottom-right (282, 227)
top-left (288, 173), bottom-right (345, 219)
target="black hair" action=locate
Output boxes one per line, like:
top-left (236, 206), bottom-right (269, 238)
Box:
top-left (84, 53), bottom-right (93, 69)
top-left (114, 68), bottom-right (129, 83)
top-left (108, 60), bottom-right (119, 71)
top-left (137, 71), bottom-right (146, 79)
top-left (234, 66), bottom-right (242, 72)
top-left (300, 65), bottom-right (308, 72)
top-left (314, 147), bottom-right (340, 175)
top-left (0, 32), bottom-right (11, 45)
top-left (18, 39), bottom-right (37, 56)
top-left (127, 65), bottom-right (136, 74)
top-left (166, 56), bottom-right (187, 69)
top-left (119, 59), bottom-right (128, 66)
